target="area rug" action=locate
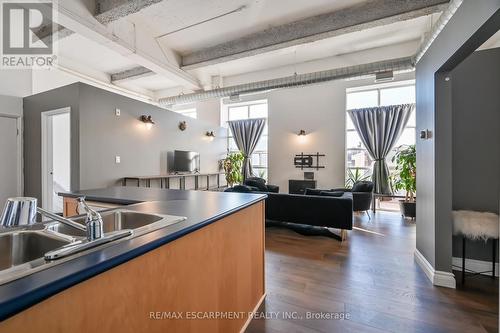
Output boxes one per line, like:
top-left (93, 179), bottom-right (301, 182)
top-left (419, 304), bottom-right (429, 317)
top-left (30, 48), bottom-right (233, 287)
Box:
top-left (266, 220), bottom-right (342, 241)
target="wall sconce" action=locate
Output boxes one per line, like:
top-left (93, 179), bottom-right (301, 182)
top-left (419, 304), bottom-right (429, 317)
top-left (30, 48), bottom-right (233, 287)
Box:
top-left (297, 129), bottom-right (307, 144)
top-left (179, 121), bottom-right (187, 131)
top-left (205, 131), bottom-right (216, 141)
top-left (140, 115), bottom-right (154, 130)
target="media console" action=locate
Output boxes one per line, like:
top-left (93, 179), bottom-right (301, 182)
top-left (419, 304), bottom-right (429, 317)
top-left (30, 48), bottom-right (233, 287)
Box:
top-left (122, 172), bottom-right (226, 191)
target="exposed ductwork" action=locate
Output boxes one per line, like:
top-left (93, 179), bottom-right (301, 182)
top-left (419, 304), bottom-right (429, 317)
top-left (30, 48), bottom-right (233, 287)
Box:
top-left (158, 0), bottom-right (463, 107)
top-left (413, 0), bottom-right (463, 64)
top-left (159, 57), bottom-right (414, 106)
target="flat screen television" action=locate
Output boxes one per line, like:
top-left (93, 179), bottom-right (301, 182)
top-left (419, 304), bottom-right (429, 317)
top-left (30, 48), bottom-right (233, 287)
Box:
top-left (173, 150), bottom-right (200, 173)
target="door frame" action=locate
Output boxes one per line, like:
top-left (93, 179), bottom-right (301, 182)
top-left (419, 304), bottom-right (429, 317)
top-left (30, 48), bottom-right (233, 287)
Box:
top-left (0, 113), bottom-right (23, 198)
top-left (41, 107), bottom-right (71, 210)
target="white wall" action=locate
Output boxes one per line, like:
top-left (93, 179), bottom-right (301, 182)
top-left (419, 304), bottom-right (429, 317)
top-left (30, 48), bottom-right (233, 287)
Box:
top-left (170, 99), bottom-right (221, 128)
top-left (0, 94), bottom-right (23, 116)
top-left (218, 72), bottom-right (416, 193)
top-left (267, 82), bottom-right (347, 192)
top-left (196, 99), bottom-right (221, 126)
top-left (32, 68), bottom-right (78, 95)
top-left (0, 70), bottom-right (32, 97)
top-left (269, 72), bottom-right (415, 192)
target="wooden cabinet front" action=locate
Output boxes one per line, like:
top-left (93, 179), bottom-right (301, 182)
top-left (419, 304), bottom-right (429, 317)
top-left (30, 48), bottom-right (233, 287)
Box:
top-left (1, 201), bottom-right (266, 333)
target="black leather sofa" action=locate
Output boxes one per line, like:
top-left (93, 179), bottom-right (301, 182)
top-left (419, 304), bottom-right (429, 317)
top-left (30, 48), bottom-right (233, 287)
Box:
top-left (265, 192), bottom-right (353, 230)
top-left (225, 185), bottom-right (353, 238)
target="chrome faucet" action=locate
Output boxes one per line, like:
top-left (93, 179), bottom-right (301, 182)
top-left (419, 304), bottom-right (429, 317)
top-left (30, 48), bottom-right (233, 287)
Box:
top-left (36, 207), bottom-right (86, 232)
top-left (77, 197), bottom-right (104, 241)
top-left (0, 197), bottom-right (103, 242)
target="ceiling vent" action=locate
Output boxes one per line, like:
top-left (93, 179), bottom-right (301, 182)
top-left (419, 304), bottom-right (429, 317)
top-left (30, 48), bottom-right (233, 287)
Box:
top-left (375, 70), bottom-right (394, 83)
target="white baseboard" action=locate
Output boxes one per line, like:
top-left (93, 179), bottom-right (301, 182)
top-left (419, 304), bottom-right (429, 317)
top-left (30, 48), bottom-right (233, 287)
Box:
top-left (414, 249), bottom-right (456, 289)
top-left (452, 257), bottom-right (498, 277)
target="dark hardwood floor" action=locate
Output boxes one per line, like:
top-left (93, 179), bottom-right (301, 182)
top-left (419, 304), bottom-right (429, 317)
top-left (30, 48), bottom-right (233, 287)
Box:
top-left (246, 212), bottom-right (498, 333)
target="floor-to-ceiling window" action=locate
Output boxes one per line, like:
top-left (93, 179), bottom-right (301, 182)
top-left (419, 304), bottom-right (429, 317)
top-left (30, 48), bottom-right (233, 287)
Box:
top-left (221, 99), bottom-right (268, 179)
top-left (346, 81), bottom-right (415, 208)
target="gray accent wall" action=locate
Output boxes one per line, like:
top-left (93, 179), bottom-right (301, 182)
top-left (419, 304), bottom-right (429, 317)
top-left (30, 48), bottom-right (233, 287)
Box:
top-left (23, 83), bottom-right (81, 201)
top-left (451, 47), bottom-right (500, 261)
top-left (23, 83), bottom-right (225, 203)
top-left (416, 1), bottom-right (500, 272)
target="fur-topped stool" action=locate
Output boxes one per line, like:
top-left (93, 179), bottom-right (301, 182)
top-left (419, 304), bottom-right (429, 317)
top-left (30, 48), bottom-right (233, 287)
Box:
top-left (452, 210), bottom-right (499, 284)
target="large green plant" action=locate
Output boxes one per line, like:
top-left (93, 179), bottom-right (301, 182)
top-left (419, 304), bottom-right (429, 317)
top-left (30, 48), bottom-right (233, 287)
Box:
top-left (391, 145), bottom-right (416, 202)
top-left (223, 152), bottom-right (244, 187)
top-left (345, 167), bottom-right (371, 189)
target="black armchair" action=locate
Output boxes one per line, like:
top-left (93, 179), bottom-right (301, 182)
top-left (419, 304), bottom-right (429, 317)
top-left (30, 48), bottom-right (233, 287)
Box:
top-left (243, 177), bottom-right (279, 193)
top-left (332, 181), bottom-right (374, 219)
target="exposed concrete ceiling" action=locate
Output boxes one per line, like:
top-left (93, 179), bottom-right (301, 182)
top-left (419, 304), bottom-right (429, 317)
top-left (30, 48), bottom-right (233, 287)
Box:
top-left (187, 15), bottom-right (439, 83)
top-left (126, 0), bottom-right (368, 53)
top-left (52, 0), bottom-right (201, 89)
top-left (38, 0), bottom-right (451, 101)
top-left (180, 0), bottom-right (448, 69)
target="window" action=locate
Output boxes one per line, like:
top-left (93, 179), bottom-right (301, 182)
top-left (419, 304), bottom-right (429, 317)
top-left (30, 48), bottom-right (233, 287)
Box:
top-left (346, 82), bottom-right (415, 187)
top-left (221, 100), bottom-right (268, 179)
top-left (174, 107), bottom-right (197, 119)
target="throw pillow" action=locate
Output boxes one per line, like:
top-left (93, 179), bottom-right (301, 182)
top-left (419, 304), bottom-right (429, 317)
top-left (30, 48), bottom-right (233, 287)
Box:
top-left (245, 179), bottom-right (268, 192)
top-left (304, 188), bottom-right (322, 196)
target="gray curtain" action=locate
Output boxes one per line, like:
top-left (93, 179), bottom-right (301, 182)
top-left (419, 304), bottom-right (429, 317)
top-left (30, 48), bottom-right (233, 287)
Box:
top-left (228, 118), bottom-right (266, 180)
top-left (348, 104), bottom-right (414, 194)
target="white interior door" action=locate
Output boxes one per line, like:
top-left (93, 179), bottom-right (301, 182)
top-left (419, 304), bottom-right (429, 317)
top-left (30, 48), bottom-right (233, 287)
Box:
top-left (42, 108), bottom-right (70, 213)
top-left (0, 116), bottom-right (19, 207)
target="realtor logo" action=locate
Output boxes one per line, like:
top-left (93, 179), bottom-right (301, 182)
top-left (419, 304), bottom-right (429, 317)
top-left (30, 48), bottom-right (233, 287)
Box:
top-left (1, 1), bottom-right (56, 68)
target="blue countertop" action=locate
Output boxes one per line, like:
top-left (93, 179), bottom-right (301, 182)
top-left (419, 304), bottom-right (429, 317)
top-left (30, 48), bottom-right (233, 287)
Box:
top-left (0, 187), bottom-right (266, 321)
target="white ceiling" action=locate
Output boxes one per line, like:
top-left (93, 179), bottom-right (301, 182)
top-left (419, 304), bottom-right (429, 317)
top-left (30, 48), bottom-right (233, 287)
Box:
top-left (45, 0), bottom-right (447, 99)
top-left (123, 0), bottom-right (368, 54)
top-left (57, 32), bottom-right (179, 92)
top-left (58, 34), bottom-right (136, 73)
top-left (187, 14), bottom-right (438, 82)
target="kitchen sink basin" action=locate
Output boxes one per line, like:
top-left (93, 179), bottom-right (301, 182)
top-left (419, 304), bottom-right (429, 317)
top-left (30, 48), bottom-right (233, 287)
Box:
top-left (47, 210), bottom-right (185, 238)
top-left (0, 231), bottom-right (71, 271)
top-left (0, 209), bottom-right (186, 285)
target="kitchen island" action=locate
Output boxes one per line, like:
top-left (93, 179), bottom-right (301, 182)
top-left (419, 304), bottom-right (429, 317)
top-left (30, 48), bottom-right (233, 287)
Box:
top-left (0, 187), bottom-right (266, 333)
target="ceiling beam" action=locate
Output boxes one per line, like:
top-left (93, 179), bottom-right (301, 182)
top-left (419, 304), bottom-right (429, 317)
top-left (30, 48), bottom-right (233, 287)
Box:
top-left (41, 0), bottom-right (164, 44)
top-left (39, 24), bottom-right (74, 47)
top-left (51, 0), bottom-right (201, 89)
top-left (111, 66), bottom-right (155, 82)
top-left (181, 0), bottom-right (450, 70)
top-left (94, 0), bottom-right (164, 25)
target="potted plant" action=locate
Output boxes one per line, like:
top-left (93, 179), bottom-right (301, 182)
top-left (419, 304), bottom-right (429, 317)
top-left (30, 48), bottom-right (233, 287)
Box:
top-left (391, 145), bottom-right (416, 219)
top-left (223, 152), bottom-right (244, 187)
top-left (345, 167), bottom-right (371, 189)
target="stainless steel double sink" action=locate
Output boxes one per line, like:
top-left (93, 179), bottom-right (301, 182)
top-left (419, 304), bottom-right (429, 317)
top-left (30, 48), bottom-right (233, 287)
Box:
top-left (0, 209), bottom-right (186, 285)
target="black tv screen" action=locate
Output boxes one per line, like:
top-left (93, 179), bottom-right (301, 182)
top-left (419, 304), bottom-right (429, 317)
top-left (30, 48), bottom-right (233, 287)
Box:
top-left (173, 150), bottom-right (200, 173)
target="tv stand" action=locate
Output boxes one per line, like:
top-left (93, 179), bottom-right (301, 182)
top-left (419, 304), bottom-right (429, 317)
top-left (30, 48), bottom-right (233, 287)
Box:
top-left (122, 172), bottom-right (226, 191)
